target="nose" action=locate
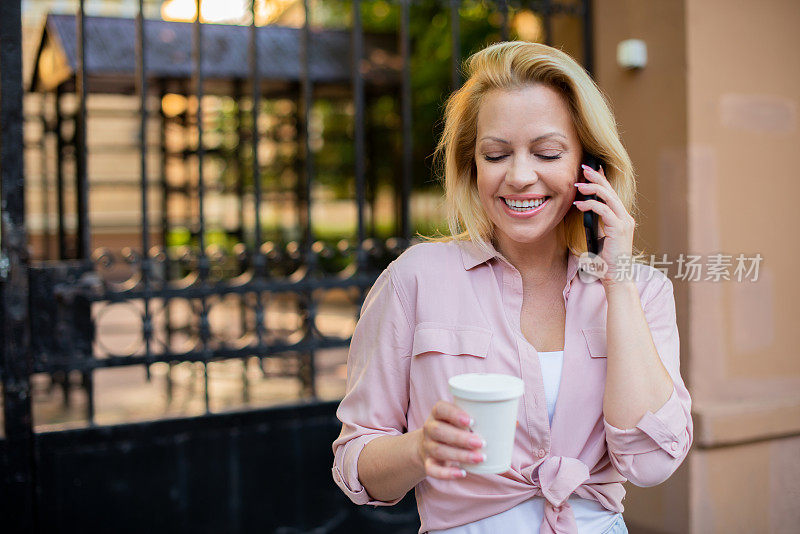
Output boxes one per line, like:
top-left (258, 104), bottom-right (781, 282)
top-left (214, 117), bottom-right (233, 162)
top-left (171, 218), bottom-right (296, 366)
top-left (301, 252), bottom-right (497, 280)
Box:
top-left (504, 154), bottom-right (539, 190)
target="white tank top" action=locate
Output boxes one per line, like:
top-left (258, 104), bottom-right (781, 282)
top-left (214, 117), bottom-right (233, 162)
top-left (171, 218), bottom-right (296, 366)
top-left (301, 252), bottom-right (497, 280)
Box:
top-left (429, 350), bottom-right (622, 534)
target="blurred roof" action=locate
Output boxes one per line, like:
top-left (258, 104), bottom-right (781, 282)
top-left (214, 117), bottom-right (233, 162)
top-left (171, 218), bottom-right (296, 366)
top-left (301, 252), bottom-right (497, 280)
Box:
top-left (30, 13), bottom-right (402, 96)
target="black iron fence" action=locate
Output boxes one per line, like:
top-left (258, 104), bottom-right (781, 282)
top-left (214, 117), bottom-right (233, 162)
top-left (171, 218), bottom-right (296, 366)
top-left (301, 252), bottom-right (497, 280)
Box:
top-left (2, 1), bottom-right (592, 531)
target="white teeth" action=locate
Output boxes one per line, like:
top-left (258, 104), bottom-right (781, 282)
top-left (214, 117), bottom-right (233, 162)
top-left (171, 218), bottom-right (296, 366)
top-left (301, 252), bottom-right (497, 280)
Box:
top-left (504, 197), bottom-right (546, 210)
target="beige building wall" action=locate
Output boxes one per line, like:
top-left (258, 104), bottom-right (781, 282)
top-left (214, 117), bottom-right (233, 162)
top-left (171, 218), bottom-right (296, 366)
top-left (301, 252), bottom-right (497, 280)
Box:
top-left (595, 0), bottom-right (800, 532)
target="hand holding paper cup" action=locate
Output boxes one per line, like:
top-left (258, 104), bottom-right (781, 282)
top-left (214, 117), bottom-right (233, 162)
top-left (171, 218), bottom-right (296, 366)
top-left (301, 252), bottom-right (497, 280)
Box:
top-left (448, 373), bottom-right (524, 474)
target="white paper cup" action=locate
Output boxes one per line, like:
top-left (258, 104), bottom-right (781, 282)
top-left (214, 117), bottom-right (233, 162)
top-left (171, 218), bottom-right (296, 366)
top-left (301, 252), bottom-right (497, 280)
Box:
top-left (448, 373), bottom-right (524, 474)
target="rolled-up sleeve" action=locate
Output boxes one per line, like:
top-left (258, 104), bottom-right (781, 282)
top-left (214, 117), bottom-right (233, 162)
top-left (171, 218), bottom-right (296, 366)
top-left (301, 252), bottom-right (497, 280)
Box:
top-left (331, 266), bottom-right (414, 506)
top-left (603, 273), bottom-right (694, 488)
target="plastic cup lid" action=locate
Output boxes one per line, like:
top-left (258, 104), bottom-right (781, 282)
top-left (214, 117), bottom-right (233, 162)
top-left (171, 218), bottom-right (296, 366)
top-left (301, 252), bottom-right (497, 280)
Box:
top-left (448, 373), bottom-right (524, 402)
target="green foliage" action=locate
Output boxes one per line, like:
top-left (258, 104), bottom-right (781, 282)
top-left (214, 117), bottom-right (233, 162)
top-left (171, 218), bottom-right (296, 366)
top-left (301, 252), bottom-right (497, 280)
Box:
top-left (312, 0), bottom-right (520, 198)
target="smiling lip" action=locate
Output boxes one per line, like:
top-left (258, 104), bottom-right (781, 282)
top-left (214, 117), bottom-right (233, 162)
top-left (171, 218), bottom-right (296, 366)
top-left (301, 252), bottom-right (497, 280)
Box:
top-left (501, 194), bottom-right (549, 201)
top-left (500, 197), bottom-right (550, 218)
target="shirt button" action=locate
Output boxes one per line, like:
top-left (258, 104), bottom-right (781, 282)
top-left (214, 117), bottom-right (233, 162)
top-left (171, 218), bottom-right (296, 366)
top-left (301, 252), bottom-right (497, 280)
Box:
top-left (671, 441), bottom-right (679, 451)
top-left (538, 448), bottom-right (546, 457)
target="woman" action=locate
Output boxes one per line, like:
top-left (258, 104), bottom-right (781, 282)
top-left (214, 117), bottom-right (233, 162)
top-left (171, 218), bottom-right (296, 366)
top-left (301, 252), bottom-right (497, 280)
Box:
top-left (331, 41), bottom-right (692, 534)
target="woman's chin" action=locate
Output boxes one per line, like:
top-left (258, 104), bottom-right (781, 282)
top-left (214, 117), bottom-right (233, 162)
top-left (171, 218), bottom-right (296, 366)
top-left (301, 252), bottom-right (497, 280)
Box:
top-left (496, 229), bottom-right (551, 246)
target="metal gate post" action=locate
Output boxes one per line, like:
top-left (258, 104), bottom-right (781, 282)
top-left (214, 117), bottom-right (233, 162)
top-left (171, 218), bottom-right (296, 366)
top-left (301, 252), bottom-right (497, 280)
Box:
top-left (0, 0), bottom-right (37, 531)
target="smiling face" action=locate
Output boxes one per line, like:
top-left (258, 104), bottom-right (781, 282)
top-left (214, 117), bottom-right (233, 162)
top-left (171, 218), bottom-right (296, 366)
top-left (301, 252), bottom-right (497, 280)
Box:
top-left (474, 83), bottom-right (583, 254)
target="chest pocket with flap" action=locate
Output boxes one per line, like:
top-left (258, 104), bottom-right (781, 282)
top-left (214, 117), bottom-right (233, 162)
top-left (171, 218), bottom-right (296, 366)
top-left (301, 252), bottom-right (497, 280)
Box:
top-left (581, 326), bottom-right (607, 358)
top-left (411, 323), bottom-right (492, 359)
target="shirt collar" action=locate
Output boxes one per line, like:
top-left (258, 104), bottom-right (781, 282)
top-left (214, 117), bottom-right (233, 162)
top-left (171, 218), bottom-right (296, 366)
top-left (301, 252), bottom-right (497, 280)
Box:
top-left (457, 238), bottom-right (581, 286)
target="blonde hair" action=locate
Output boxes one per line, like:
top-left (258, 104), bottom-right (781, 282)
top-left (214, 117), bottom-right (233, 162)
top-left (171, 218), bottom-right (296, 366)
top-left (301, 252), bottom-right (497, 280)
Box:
top-left (418, 40), bottom-right (643, 260)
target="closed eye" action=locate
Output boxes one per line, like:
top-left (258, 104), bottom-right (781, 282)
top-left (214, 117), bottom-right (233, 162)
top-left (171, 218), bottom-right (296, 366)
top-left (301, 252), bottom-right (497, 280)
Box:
top-left (483, 154), bottom-right (562, 162)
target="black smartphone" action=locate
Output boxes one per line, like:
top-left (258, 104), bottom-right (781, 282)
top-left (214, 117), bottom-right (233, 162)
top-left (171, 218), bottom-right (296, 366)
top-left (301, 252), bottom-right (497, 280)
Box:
top-left (578, 153), bottom-right (604, 255)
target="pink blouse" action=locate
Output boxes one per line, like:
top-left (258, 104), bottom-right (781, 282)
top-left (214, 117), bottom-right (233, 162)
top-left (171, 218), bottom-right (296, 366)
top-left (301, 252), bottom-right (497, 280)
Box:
top-left (331, 238), bottom-right (693, 534)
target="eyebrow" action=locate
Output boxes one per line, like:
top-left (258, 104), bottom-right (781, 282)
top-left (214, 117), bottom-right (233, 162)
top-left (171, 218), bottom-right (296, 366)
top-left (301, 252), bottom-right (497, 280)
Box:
top-left (479, 132), bottom-right (567, 144)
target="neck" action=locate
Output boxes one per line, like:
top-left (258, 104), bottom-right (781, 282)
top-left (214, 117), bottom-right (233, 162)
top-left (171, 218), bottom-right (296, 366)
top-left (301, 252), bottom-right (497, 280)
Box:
top-left (493, 230), bottom-right (568, 285)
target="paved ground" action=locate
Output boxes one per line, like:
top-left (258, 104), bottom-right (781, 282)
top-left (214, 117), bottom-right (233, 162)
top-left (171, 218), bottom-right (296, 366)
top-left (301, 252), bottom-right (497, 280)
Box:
top-left (27, 347), bottom-right (350, 433)
top-left (3, 298), bottom-right (354, 436)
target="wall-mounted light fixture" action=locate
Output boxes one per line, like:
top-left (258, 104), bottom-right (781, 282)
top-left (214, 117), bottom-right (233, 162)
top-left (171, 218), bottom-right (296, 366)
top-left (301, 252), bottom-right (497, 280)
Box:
top-left (617, 39), bottom-right (647, 69)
